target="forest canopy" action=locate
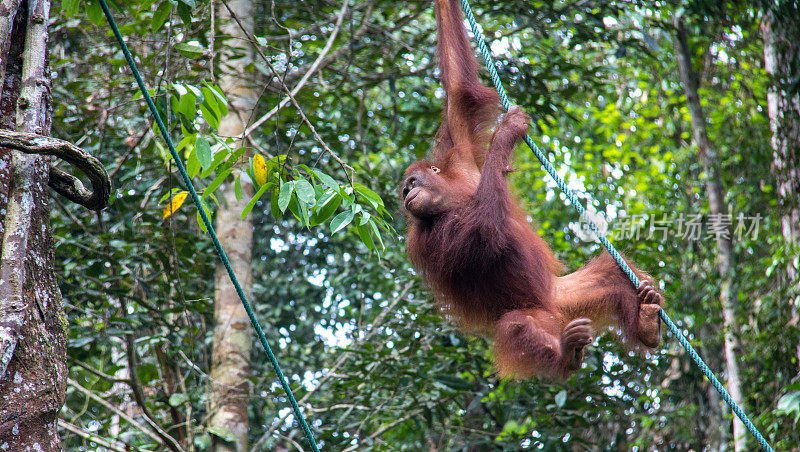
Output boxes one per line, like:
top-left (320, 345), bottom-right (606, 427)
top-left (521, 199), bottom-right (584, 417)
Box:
top-left (1, 0), bottom-right (797, 450)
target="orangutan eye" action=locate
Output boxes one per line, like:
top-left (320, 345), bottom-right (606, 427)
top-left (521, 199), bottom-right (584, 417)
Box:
top-left (431, 166), bottom-right (440, 174)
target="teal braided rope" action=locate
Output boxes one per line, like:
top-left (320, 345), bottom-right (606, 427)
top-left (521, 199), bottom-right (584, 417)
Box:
top-left (457, 1), bottom-right (773, 450)
top-left (96, 2), bottom-right (320, 450)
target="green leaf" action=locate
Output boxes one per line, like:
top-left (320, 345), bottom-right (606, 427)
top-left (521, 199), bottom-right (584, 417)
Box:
top-left (201, 167), bottom-right (234, 199)
top-left (330, 210), bottom-right (354, 234)
top-left (176, 1), bottom-right (192, 25)
top-left (172, 91), bottom-right (197, 122)
top-left (357, 223), bottom-right (375, 251)
top-left (222, 147), bottom-right (247, 172)
top-left (63, 0), bottom-right (80, 18)
top-left (193, 434), bottom-right (211, 450)
top-left (354, 182), bottom-right (384, 208)
top-left (270, 187), bottom-right (282, 219)
top-left (195, 201), bottom-right (212, 233)
top-left (287, 194), bottom-right (310, 227)
top-left (186, 147), bottom-right (201, 178)
top-left (174, 42), bottom-right (206, 59)
top-left (200, 147), bottom-right (229, 178)
top-left (234, 175), bottom-right (243, 201)
top-left (278, 181), bottom-right (294, 213)
top-left (312, 169), bottom-right (338, 189)
top-left (200, 102), bottom-right (219, 129)
top-left (196, 137), bottom-right (212, 170)
top-left (151, 1), bottom-right (172, 32)
top-left (206, 426), bottom-right (236, 443)
top-left (294, 179), bottom-right (315, 206)
top-left (202, 83), bottom-right (228, 117)
top-left (777, 391), bottom-right (800, 413)
top-left (240, 184), bottom-right (270, 219)
top-left (85, 0), bottom-right (105, 25)
top-left (369, 218), bottom-right (385, 250)
top-left (309, 192), bottom-right (342, 226)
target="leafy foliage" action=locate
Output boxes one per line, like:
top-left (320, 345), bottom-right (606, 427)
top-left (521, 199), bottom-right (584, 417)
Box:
top-left (48, 0), bottom-right (798, 450)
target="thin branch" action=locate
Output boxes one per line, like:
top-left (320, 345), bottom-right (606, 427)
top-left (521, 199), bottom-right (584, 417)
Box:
top-left (220, 0), bottom-right (355, 181)
top-left (108, 124), bottom-right (151, 179)
top-left (72, 359), bottom-right (132, 384)
top-left (122, 328), bottom-right (185, 452)
top-left (307, 404), bottom-right (371, 413)
top-left (209, 0), bottom-right (216, 85)
top-left (244, 0), bottom-right (349, 137)
top-left (177, 349), bottom-right (241, 391)
top-left (67, 377), bottom-right (163, 446)
top-left (260, 1), bottom-right (372, 42)
top-left (58, 419), bottom-right (129, 452)
top-left (250, 282), bottom-right (413, 452)
top-left (340, 409), bottom-right (424, 452)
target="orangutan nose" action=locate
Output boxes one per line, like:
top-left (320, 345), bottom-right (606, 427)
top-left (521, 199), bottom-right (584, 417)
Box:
top-left (402, 175), bottom-right (417, 199)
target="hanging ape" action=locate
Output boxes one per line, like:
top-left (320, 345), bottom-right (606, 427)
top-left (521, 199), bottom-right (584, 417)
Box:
top-left (401, 0), bottom-right (663, 379)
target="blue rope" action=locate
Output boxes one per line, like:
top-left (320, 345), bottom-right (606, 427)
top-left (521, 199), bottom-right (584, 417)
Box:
top-left (96, 2), bottom-right (320, 450)
top-left (457, 1), bottom-right (774, 450)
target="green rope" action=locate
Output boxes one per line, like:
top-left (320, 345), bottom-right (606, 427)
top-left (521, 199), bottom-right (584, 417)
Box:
top-left (457, 1), bottom-right (774, 450)
top-left (97, 2), bottom-right (320, 450)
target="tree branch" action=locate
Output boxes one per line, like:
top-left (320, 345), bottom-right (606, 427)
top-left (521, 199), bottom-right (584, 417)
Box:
top-left (243, 0), bottom-right (350, 137)
top-left (67, 377), bottom-right (164, 447)
top-left (220, 0), bottom-right (355, 180)
top-left (58, 419), bottom-right (129, 452)
top-left (0, 130), bottom-right (111, 210)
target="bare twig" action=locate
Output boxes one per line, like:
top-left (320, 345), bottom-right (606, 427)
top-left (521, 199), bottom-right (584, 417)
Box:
top-left (340, 409), bottom-right (424, 452)
top-left (259, 1), bottom-right (372, 42)
top-left (72, 359), bottom-right (131, 384)
top-left (108, 124), bottom-right (151, 179)
top-left (220, 0), bottom-right (355, 181)
top-left (244, 0), bottom-right (349, 137)
top-left (122, 328), bottom-right (185, 452)
top-left (209, 0), bottom-right (216, 85)
top-left (250, 282), bottom-right (413, 452)
top-left (67, 377), bottom-right (163, 446)
top-left (58, 419), bottom-right (130, 452)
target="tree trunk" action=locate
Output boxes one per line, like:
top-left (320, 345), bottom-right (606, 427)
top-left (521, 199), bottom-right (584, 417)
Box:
top-left (0, 0), bottom-right (68, 449)
top-left (208, 0), bottom-right (257, 450)
top-left (674, 17), bottom-right (746, 452)
top-left (762, 3), bottom-right (800, 372)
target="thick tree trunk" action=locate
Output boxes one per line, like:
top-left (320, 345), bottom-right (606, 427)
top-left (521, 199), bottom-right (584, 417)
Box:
top-left (674, 18), bottom-right (746, 452)
top-left (0, 0), bottom-right (68, 450)
top-left (762, 4), bottom-right (800, 372)
top-left (208, 0), bottom-right (257, 450)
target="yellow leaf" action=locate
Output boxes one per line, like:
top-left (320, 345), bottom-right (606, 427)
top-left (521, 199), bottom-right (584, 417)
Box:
top-left (253, 153), bottom-right (268, 186)
top-left (163, 191), bottom-right (189, 219)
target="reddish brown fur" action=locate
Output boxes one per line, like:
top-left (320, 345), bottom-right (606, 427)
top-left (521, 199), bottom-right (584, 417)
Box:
top-left (402, 0), bottom-right (663, 380)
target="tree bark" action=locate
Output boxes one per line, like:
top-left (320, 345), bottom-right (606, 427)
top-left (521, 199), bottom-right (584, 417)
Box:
top-left (761, 3), bottom-right (800, 372)
top-left (674, 17), bottom-right (746, 452)
top-left (0, 0), bottom-right (68, 449)
top-left (208, 0), bottom-right (257, 450)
